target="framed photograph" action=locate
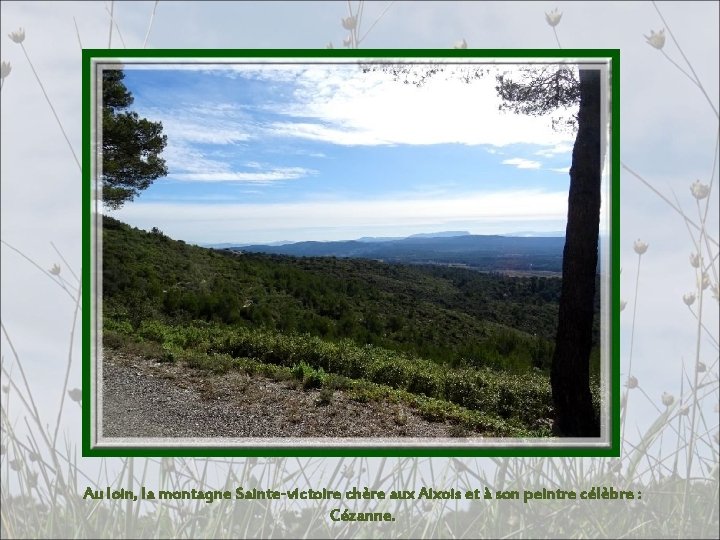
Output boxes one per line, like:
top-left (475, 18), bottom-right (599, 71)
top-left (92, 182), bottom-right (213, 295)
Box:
top-left (83, 49), bottom-right (619, 457)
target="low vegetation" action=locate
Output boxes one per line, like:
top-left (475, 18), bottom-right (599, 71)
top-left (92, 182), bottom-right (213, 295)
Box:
top-left (102, 217), bottom-right (601, 436)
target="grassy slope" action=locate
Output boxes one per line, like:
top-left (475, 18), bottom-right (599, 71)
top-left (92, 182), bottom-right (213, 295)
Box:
top-left (101, 217), bottom-right (600, 435)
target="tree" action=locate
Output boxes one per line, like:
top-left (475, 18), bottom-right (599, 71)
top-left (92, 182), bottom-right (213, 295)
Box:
top-left (498, 66), bottom-right (602, 437)
top-left (368, 62), bottom-right (603, 436)
top-left (102, 70), bottom-right (167, 209)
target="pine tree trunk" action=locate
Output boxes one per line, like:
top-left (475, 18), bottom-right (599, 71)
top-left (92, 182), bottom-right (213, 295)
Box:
top-left (551, 69), bottom-right (602, 437)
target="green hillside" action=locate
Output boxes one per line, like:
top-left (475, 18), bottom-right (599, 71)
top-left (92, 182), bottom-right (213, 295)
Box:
top-left (101, 217), bottom-right (600, 436)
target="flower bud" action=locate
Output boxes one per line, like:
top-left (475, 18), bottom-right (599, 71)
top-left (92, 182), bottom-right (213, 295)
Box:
top-left (696, 362), bottom-right (706, 373)
top-left (453, 38), bottom-right (467, 49)
top-left (545, 9), bottom-right (562, 27)
top-left (620, 300), bottom-right (627, 311)
top-left (626, 375), bottom-right (638, 389)
top-left (0, 61), bottom-right (11, 79)
top-left (8, 28), bottom-right (25, 44)
top-left (678, 405), bottom-right (690, 416)
top-left (633, 239), bottom-right (648, 255)
top-left (644, 29), bottom-right (665, 49)
top-left (683, 292), bottom-right (696, 306)
top-left (699, 272), bottom-right (710, 290)
top-left (341, 16), bottom-right (357, 30)
top-left (690, 180), bottom-right (710, 200)
top-left (661, 392), bottom-right (674, 407)
top-left (68, 388), bottom-right (82, 403)
top-left (49, 264), bottom-right (61, 276)
top-left (689, 253), bottom-right (700, 268)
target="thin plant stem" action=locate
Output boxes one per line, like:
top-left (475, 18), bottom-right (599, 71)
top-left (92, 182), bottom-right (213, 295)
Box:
top-left (1, 240), bottom-right (77, 302)
top-left (105, 2), bottom-right (128, 48)
top-left (73, 16), bottom-right (83, 50)
top-left (18, 44), bottom-right (81, 171)
top-left (108, 0), bottom-right (114, 48)
top-left (682, 199), bottom-right (709, 527)
top-left (622, 252), bottom-right (644, 450)
top-left (358, 1), bottom-right (394, 45)
top-left (621, 162), bottom-right (718, 247)
top-left (660, 49), bottom-right (701, 90)
top-left (50, 241), bottom-right (80, 285)
top-left (552, 26), bottom-right (561, 49)
top-left (51, 282), bottom-right (82, 449)
top-left (652, 0), bottom-right (719, 118)
top-left (143, 1), bottom-right (160, 48)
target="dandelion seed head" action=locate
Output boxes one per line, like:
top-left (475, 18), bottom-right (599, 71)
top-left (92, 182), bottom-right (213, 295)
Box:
top-left (633, 239), bottom-right (648, 255)
top-left (683, 292), bottom-right (696, 306)
top-left (644, 29), bottom-right (665, 49)
top-left (545, 9), bottom-right (562, 27)
top-left (8, 28), bottom-right (25, 44)
top-left (678, 405), bottom-right (690, 416)
top-left (661, 392), bottom-right (674, 407)
top-left (0, 61), bottom-right (11, 79)
top-left (690, 179), bottom-right (710, 200)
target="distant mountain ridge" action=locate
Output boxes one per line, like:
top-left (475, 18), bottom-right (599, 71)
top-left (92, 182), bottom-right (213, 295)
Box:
top-left (229, 233), bottom-right (565, 273)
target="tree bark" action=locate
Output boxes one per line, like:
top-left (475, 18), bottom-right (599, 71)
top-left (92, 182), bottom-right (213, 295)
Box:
top-left (551, 69), bottom-right (602, 437)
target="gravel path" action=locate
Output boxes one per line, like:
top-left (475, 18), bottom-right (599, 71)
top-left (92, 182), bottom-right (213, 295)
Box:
top-left (102, 349), bottom-right (465, 439)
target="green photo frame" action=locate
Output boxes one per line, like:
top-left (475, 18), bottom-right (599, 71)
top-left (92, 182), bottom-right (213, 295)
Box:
top-left (82, 48), bottom-right (620, 457)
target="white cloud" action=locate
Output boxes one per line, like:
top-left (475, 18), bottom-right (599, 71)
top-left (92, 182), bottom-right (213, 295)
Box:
top-left (258, 65), bottom-right (577, 147)
top-left (549, 166), bottom-right (570, 174)
top-left (535, 143), bottom-right (574, 157)
top-left (169, 167), bottom-right (315, 183)
top-left (502, 158), bottom-right (542, 169)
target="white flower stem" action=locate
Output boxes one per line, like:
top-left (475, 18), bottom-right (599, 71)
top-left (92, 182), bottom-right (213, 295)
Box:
top-left (108, 0), bottom-right (114, 48)
top-left (143, 1), bottom-right (160, 48)
top-left (652, 0), bottom-right (719, 118)
top-left (73, 16), bottom-right (83, 50)
top-left (359, 1), bottom-right (394, 46)
top-left (621, 162), bottom-right (718, 247)
top-left (660, 49), bottom-right (701, 89)
top-left (18, 43), bottom-right (82, 172)
top-left (1, 240), bottom-right (77, 301)
top-left (552, 26), bottom-right (562, 49)
top-left (622, 252), bottom-right (643, 451)
top-left (51, 282), bottom-right (82, 449)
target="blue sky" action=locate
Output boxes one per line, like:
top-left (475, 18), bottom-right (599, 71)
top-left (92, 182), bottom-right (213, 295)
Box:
top-left (110, 62), bottom-right (579, 244)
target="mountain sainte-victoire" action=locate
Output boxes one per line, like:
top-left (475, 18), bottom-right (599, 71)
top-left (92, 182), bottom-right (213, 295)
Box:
top-left (209, 231), bottom-right (565, 273)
